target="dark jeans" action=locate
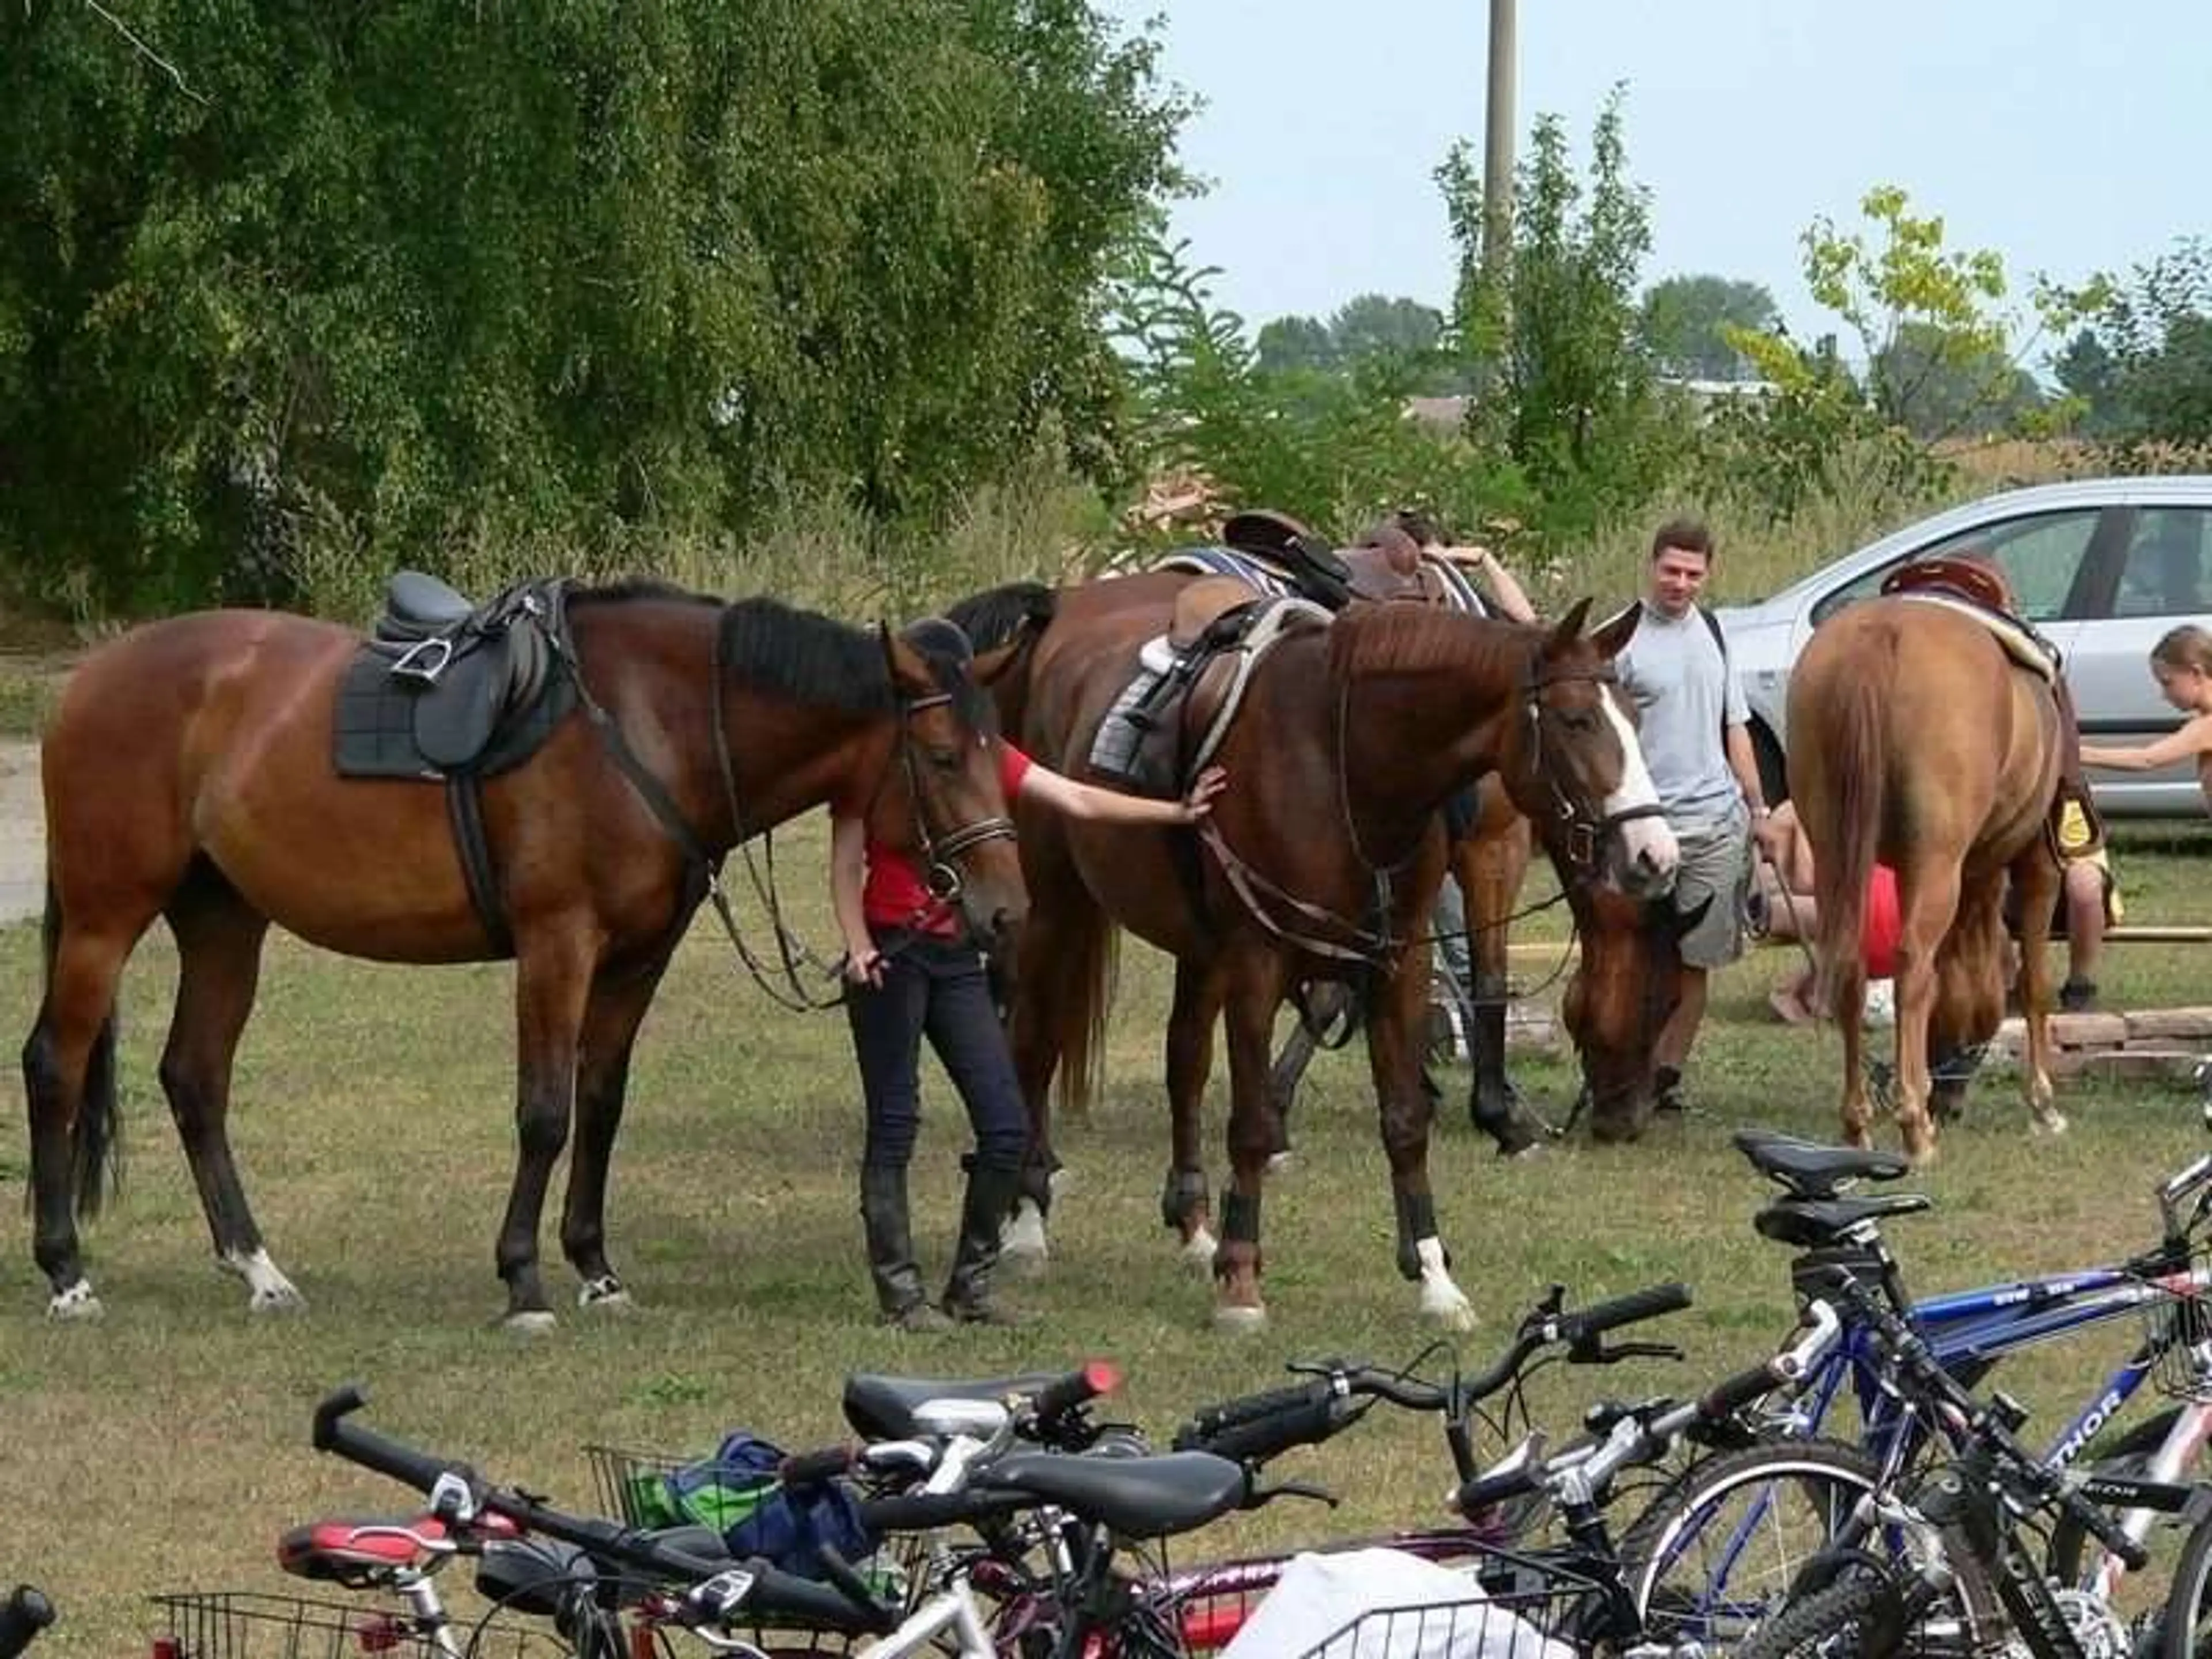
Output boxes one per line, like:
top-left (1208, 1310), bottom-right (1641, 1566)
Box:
top-left (846, 930), bottom-right (1029, 1175)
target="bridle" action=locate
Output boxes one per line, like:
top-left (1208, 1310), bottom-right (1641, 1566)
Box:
top-left (884, 691), bottom-right (1019, 911)
top-left (1521, 662), bottom-right (1667, 881)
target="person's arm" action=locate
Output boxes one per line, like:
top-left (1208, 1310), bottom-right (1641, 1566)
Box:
top-left (828, 811), bottom-right (883, 986)
top-left (2081, 714), bottom-right (2212, 771)
top-left (1434, 546), bottom-right (1538, 623)
top-left (1018, 764), bottom-right (1228, 826)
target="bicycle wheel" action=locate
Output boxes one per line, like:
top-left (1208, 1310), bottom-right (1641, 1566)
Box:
top-left (1726, 1575), bottom-right (1906, 1659)
top-left (1619, 1438), bottom-right (1884, 1652)
top-left (2153, 1502), bottom-right (2212, 1658)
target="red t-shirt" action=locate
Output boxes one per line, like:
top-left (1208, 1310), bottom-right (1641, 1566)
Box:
top-left (862, 743), bottom-right (1032, 935)
top-left (1862, 865), bottom-right (1902, 980)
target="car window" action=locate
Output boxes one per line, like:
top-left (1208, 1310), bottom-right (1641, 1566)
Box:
top-left (1809, 509), bottom-right (2104, 626)
top-left (2110, 507), bottom-right (2212, 619)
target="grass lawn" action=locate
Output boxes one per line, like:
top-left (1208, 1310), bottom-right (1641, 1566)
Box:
top-left (6, 819), bottom-right (2212, 1653)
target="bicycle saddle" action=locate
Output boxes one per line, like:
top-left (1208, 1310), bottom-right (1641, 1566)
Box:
top-left (978, 1450), bottom-right (1248, 1539)
top-left (1754, 1194), bottom-right (1932, 1250)
top-left (844, 1371), bottom-right (1072, 1441)
top-left (1733, 1128), bottom-right (1911, 1198)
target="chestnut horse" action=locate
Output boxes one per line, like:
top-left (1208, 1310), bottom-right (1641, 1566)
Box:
top-left (955, 572), bottom-right (1676, 1328)
top-left (23, 582), bottom-right (1027, 1326)
top-left (1787, 577), bottom-right (2068, 1162)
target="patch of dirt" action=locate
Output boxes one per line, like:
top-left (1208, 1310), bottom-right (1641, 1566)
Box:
top-left (0, 739), bottom-right (44, 925)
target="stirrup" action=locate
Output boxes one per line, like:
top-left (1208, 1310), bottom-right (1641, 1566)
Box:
top-left (391, 636), bottom-right (455, 684)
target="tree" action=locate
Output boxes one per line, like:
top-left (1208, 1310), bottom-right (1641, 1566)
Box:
top-left (1638, 274), bottom-right (1779, 382)
top-left (1254, 315), bottom-right (1336, 376)
top-left (1439, 85), bottom-right (1674, 546)
top-left (0, 0), bottom-right (1191, 612)
top-left (1872, 321), bottom-right (2046, 441)
top-left (2059, 238), bottom-right (2212, 456)
top-left (1326, 294), bottom-right (1446, 366)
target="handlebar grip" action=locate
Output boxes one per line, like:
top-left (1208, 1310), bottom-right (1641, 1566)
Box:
top-left (1188, 1396), bottom-right (1344, 1467)
top-left (857, 1489), bottom-right (1028, 1533)
top-left (2060, 1486), bottom-right (2152, 1574)
top-left (1698, 1359), bottom-right (1783, 1422)
top-left (1176, 1380), bottom-right (1332, 1446)
top-left (778, 1445), bottom-right (857, 1488)
top-left (310, 1384), bottom-right (471, 1498)
top-left (1556, 1282), bottom-right (1692, 1349)
top-left (722, 1552), bottom-right (894, 1638)
top-left (0, 1588), bottom-right (54, 1659)
top-left (1455, 1464), bottom-right (1539, 1518)
top-left (1029, 1360), bottom-right (1122, 1425)
top-left (811, 1546), bottom-right (902, 1635)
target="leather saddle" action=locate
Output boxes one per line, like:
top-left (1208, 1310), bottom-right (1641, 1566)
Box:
top-left (1880, 554), bottom-right (2105, 858)
top-left (1219, 509), bottom-right (1359, 609)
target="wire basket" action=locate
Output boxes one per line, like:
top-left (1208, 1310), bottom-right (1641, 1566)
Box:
top-left (148, 1593), bottom-right (557, 1659)
top-left (1290, 1593), bottom-right (1577, 1659)
top-left (2145, 1281), bottom-right (2212, 1400)
top-left (582, 1445), bottom-right (734, 1531)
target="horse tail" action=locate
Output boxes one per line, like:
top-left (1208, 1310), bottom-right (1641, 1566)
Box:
top-left (1050, 904), bottom-right (1120, 1126)
top-left (36, 878), bottom-right (122, 1218)
top-left (1813, 668), bottom-right (1886, 1011)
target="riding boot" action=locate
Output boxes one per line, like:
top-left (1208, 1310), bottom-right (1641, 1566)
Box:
top-left (861, 1165), bottom-right (950, 1332)
top-left (941, 1162), bottom-right (1036, 1327)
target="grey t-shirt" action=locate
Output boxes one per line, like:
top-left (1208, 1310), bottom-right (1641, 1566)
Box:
top-left (1615, 603), bottom-right (1749, 832)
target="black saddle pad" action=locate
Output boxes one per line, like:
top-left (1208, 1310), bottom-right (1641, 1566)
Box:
top-left (333, 643), bottom-right (574, 781)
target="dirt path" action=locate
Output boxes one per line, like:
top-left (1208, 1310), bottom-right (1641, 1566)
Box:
top-left (0, 740), bottom-right (44, 925)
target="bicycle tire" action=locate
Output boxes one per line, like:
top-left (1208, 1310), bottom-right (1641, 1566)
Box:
top-left (1726, 1575), bottom-right (1906, 1659)
top-left (2153, 1495), bottom-right (2212, 1658)
top-left (1619, 1438), bottom-right (1884, 1650)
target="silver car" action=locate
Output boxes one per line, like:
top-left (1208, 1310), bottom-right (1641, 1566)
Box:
top-left (1714, 475), bottom-right (2212, 818)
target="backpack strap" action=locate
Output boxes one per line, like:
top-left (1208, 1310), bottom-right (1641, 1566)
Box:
top-left (1698, 603), bottom-right (1734, 747)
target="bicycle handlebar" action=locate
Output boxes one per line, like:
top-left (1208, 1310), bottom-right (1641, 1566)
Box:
top-left (312, 1385), bottom-right (900, 1636)
top-left (0, 1588), bottom-right (54, 1659)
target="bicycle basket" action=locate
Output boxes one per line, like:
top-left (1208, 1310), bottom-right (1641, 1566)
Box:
top-left (1288, 1594), bottom-right (1575, 1659)
top-left (584, 1446), bottom-right (731, 1531)
top-left (2145, 1282), bottom-right (2212, 1400)
top-left (148, 1592), bottom-right (556, 1659)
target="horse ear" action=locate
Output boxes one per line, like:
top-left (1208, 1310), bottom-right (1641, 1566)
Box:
top-left (1546, 597), bottom-right (1595, 648)
top-left (1591, 600), bottom-right (1644, 660)
top-left (972, 634), bottom-right (1027, 689)
top-left (881, 622), bottom-right (933, 696)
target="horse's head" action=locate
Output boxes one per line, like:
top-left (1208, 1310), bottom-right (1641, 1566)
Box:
top-left (873, 619), bottom-right (1032, 956)
top-left (1509, 600), bottom-right (1679, 899)
top-left (1563, 885), bottom-right (1706, 1143)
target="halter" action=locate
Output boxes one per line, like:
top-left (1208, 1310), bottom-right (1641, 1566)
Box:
top-left (1521, 662), bottom-right (1668, 880)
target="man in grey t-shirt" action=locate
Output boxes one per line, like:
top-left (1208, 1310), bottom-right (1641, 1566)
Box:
top-left (1615, 518), bottom-right (1783, 1112)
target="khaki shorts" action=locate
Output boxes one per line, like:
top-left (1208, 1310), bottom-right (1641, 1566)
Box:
top-left (1673, 814), bottom-right (1752, 971)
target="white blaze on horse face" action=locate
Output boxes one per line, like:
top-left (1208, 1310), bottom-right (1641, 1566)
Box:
top-left (1599, 685), bottom-right (1678, 878)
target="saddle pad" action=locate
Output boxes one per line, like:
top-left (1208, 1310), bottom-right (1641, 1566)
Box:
top-left (1418, 551), bottom-right (1491, 618)
top-left (1154, 547), bottom-right (1298, 596)
top-left (332, 645), bottom-right (577, 781)
top-left (1891, 592), bottom-right (2059, 680)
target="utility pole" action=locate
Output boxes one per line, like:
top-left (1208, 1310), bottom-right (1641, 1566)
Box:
top-left (1482, 0), bottom-right (1516, 282)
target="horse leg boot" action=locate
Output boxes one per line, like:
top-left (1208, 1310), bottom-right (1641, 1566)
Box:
top-left (942, 1161), bottom-right (1035, 1327)
top-left (861, 1164), bottom-right (952, 1332)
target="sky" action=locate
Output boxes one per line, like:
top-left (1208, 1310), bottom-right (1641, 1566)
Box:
top-left (1089, 1), bottom-right (2207, 362)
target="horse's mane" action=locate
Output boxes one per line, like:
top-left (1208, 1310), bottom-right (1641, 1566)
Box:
top-left (947, 581), bottom-right (1056, 655)
top-left (572, 579), bottom-right (978, 719)
top-left (1325, 602), bottom-right (1536, 683)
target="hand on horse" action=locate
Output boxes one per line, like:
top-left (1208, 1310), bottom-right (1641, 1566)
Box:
top-left (1183, 766), bottom-right (1229, 823)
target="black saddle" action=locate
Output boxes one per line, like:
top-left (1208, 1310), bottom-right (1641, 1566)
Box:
top-left (1220, 509), bottom-right (1355, 611)
top-left (1753, 1194), bottom-right (1933, 1251)
top-left (1733, 1128), bottom-right (1911, 1200)
top-left (361, 572), bottom-right (567, 771)
top-left (843, 1372), bottom-right (1070, 1442)
top-left (978, 1449), bottom-right (1248, 1539)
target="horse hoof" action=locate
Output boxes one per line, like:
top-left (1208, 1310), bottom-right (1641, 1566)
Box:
top-left (2032, 1111), bottom-right (2070, 1138)
top-left (1419, 1286), bottom-right (1479, 1330)
top-left (578, 1278), bottom-right (635, 1313)
top-left (1001, 1202), bottom-right (1051, 1277)
top-left (1179, 1229), bottom-right (1219, 1276)
top-left (47, 1281), bottom-right (104, 1321)
top-left (1212, 1302), bottom-right (1268, 1335)
top-left (1499, 1139), bottom-right (1546, 1162)
top-left (249, 1283), bottom-right (309, 1315)
top-left (1047, 1165), bottom-right (1076, 1199)
top-left (1266, 1150), bottom-right (1295, 1175)
top-left (502, 1309), bottom-right (558, 1337)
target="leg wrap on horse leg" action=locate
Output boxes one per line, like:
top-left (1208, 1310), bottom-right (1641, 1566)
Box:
top-left (1394, 1189), bottom-right (1446, 1282)
top-left (1217, 1190), bottom-right (1263, 1276)
top-left (1160, 1166), bottom-right (1211, 1233)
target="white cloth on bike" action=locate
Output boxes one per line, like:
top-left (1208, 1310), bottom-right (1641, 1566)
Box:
top-left (1219, 1547), bottom-right (1571, 1659)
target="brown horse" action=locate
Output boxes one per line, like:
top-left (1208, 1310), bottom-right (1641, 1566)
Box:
top-left (953, 573), bottom-right (1676, 1328)
top-left (23, 581), bottom-right (1028, 1326)
top-left (1787, 575), bottom-right (2068, 1162)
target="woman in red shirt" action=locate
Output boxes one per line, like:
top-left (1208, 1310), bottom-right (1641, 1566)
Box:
top-left (830, 620), bottom-right (1227, 1330)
